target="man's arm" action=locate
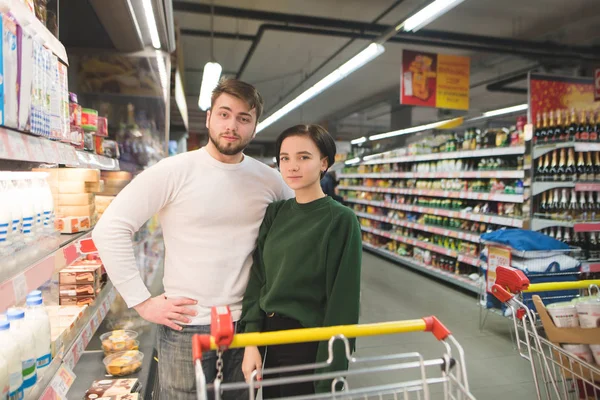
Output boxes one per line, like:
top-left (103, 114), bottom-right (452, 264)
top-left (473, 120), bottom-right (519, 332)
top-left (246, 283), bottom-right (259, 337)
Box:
top-left (92, 159), bottom-right (196, 330)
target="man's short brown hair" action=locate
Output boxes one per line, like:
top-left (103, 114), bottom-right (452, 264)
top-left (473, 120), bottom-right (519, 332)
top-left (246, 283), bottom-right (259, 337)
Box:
top-left (211, 78), bottom-right (264, 123)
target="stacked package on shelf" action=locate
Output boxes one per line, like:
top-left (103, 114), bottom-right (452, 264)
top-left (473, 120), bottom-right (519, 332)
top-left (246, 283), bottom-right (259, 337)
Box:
top-left (96, 171), bottom-right (133, 220)
top-left (33, 167), bottom-right (104, 233)
top-left (59, 254), bottom-right (106, 306)
top-left (84, 379), bottom-right (141, 400)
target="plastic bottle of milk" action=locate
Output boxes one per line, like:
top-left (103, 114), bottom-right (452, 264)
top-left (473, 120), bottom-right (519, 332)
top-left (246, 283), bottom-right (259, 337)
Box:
top-left (15, 175), bottom-right (35, 245)
top-left (5, 175), bottom-right (22, 257)
top-left (0, 175), bottom-right (11, 262)
top-left (0, 320), bottom-right (23, 400)
top-left (0, 352), bottom-right (8, 400)
top-left (6, 309), bottom-right (36, 393)
top-left (37, 173), bottom-right (55, 238)
top-left (25, 297), bottom-right (52, 372)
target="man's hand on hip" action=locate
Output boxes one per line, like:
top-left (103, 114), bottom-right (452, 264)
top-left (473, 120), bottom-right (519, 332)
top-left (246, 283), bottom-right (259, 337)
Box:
top-left (134, 294), bottom-right (197, 330)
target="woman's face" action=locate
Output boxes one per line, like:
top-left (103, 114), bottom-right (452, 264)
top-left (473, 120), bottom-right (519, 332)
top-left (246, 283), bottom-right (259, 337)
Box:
top-left (279, 135), bottom-right (328, 191)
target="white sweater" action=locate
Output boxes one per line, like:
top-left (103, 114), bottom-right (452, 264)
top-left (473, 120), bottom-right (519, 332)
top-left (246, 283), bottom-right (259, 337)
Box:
top-left (92, 148), bottom-right (293, 325)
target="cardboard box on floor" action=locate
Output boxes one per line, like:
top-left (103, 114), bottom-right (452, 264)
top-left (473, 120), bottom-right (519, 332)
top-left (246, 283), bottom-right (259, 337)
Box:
top-left (533, 295), bottom-right (600, 382)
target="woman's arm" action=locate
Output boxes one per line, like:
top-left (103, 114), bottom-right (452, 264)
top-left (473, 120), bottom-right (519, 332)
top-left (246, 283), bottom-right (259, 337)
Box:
top-left (315, 209), bottom-right (362, 392)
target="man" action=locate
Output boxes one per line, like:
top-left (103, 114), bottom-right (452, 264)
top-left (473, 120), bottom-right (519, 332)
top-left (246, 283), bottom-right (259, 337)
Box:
top-left (92, 79), bottom-right (293, 399)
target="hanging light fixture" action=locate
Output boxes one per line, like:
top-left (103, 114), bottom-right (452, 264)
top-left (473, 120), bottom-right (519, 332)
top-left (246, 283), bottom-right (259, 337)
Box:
top-left (198, 1), bottom-right (222, 111)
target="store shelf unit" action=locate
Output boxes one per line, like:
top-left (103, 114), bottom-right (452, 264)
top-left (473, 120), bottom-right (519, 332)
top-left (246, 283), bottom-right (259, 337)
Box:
top-left (27, 283), bottom-right (117, 400)
top-left (356, 211), bottom-right (480, 243)
top-left (345, 198), bottom-right (524, 228)
top-left (0, 128), bottom-right (120, 170)
top-left (531, 218), bottom-right (600, 233)
top-left (362, 146), bottom-right (526, 165)
top-left (532, 141), bottom-right (600, 159)
top-left (0, 231), bottom-right (92, 312)
top-left (362, 243), bottom-right (480, 293)
top-left (339, 185), bottom-right (524, 203)
top-left (339, 170), bottom-right (525, 179)
top-left (0, 0), bottom-right (68, 64)
top-left (360, 226), bottom-right (480, 268)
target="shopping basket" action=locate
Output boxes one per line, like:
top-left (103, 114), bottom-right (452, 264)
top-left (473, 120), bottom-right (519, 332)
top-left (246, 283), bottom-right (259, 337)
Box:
top-left (191, 307), bottom-right (476, 399)
top-left (491, 265), bottom-right (600, 399)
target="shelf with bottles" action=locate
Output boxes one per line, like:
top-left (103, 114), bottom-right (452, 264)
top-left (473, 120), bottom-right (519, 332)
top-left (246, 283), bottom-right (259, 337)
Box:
top-left (341, 155), bottom-right (526, 180)
top-left (534, 147), bottom-right (600, 185)
top-left (338, 184), bottom-right (524, 203)
top-left (533, 109), bottom-right (599, 146)
top-left (360, 123), bottom-right (526, 166)
top-left (362, 237), bottom-right (480, 293)
top-left (344, 197), bottom-right (524, 228)
top-left (360, 223), bottom-right (480, 267)
top-left (353, 203), bottom-right (489, 243)
top-left (26, 283), bottom-right (117, 400)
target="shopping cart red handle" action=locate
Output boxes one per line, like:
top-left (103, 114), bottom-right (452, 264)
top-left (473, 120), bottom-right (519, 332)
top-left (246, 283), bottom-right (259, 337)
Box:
top-left (494, 266), bottom-right (530, 294)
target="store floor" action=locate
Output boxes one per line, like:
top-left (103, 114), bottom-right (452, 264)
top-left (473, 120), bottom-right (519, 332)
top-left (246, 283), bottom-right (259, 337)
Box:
top-left (347, 250), bottom-right (538, 399)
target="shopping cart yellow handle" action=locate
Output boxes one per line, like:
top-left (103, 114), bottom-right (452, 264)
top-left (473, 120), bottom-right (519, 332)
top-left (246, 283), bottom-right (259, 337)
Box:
top-left (192, 308), bottom-right (451, 362)
top-left (524, 280), bottom-right (600, 292)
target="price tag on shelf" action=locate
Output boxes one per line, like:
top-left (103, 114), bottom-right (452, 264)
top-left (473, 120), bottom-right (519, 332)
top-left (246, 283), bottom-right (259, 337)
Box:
top-left (12, 273), bottom-right (28, 304)
top-left (6, 131), bottom-right (28, 161)
top-left (49, 363), bottom-right (76, 399)
top-left (81, 324), bottom-right (93, 347)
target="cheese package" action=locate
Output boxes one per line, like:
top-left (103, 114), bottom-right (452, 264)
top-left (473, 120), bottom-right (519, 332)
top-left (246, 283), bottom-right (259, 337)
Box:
top-left (59, 265), bottom-right (101, 285)
top-left (101, 171), bottom-right (133, 181)
top-left (50, 180), bottom-right (104, 194)
top-left (56, 203), bottom-right (95, 217)
top-left (59, 295), bottom-right (95, 306)
top-left (84, 378), bottom-right (141, 399)
top-left (59, 284), bottom-right (98, 297)
top-left (57, 193), bottom-right (95, 206)
top-left (55, 216), bottom-right (92, 233)
top-left (34, 167), bottom-right (100, 183)
top-left (104, 351), bottom-right (144, 377)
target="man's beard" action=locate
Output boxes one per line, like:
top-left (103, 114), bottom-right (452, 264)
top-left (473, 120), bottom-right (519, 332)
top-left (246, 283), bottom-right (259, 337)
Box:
top-left (208, 130), bottom-right (252, 156)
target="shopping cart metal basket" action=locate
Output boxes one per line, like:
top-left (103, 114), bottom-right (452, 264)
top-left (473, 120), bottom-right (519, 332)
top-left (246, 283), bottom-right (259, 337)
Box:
top-left (191, 307), bottom-right (476, 399)
top-left (491, 265), bottom-right (600, 399)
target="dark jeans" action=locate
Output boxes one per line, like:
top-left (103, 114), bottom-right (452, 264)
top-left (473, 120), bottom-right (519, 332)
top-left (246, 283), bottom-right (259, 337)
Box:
top-left (262, 315), bottom-right (319, 399)
top-left (157, 323), bottom-right (247, 400)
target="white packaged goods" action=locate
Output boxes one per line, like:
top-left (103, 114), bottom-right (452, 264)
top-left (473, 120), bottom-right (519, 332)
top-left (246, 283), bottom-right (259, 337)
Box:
top-left (1, 13), bottom-right (19, 129)
top-left (6, 309), bottom-right (36, 392)
top-left (25, 297), bottom-right (52, 371)
top-left (0, 320), bottom-right (24, 400)
top-left (0, 353), bottom-right (9, 400)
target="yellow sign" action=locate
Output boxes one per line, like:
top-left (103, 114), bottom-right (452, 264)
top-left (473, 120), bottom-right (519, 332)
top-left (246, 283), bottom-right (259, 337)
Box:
top-left (436, 54), bottom-right (470, 110)
top-left (486, 245), bottom-right (512, 293)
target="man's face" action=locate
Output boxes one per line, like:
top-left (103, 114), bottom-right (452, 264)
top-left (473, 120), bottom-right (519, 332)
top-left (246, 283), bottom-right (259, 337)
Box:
top-left (206, 93), bottom-right (257, 156)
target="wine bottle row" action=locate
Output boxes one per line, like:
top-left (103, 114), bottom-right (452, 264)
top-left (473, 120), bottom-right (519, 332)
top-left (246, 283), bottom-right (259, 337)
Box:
top-left (537, 189), bottom-right (598, 221)
top-left (534, 109), bottom-right (599, 144)
top-left (535, 149), bottom-right (600, 182)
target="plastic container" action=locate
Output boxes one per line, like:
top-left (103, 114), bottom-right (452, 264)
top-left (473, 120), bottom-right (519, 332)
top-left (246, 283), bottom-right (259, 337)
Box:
top-left (103, 350), bottom-right (144, 377)
top-left (0, 320), bottom-right (23, 400)
top-left (0, 352), bottom-right (8, 400)
top-left (25, 297), bottom-right (52, 371)
top-left (6, 309), bottom-right (36, 392)
top-left (100, 330), bottom-right (139, 355)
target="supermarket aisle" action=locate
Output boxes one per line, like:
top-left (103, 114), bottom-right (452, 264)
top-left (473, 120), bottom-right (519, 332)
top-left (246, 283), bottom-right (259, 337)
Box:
top-left (349, 251), bottom-right (537, 399)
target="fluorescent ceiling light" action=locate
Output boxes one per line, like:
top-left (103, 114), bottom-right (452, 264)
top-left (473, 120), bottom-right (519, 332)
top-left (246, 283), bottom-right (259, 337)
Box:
top-left (257, 43), bottom-right (385, 133)
top-left (403, 0), bottom-right (466, 32)
top-left (142, 0), bottom-right (161, 49)
top-left (345, 157), bottom-right (361, 165)
top-left (351, 137), bottom-right (367, 145)
top-left (363, 151), bottom-right (393, 161)
top-left (198, 62), bottom-right (223, 111)
top-left (369, 118), bottom-right (457, 141)
top-left (482, 103), bottom-right (528, 117)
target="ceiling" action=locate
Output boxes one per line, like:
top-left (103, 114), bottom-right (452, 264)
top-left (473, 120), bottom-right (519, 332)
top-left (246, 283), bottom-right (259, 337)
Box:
top-left (173, 0), bottom-right (600, 144)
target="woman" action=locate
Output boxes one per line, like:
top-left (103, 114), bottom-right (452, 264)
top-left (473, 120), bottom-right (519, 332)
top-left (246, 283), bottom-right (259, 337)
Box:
top-left (240, 124), bottom-right (362, 397)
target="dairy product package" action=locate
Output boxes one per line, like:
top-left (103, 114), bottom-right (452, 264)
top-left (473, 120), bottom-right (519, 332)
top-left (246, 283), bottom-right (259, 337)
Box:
top-left (25, 297), bottom-right (52, 371)
top-left (58, 62), bottom-right (69, 142)
top-left (1, 13), bottom-right (19, 129)
top-left (17, 23), bottom-right (33, 132)
top-left (30, 39), bottom-right (43, 135)
top-left (49, 53), bottom-right (60, 140)
top-left (43, 46), bottom-right (52, 137)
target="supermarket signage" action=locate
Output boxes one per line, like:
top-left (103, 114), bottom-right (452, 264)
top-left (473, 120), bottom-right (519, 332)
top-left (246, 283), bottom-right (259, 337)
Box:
top-left (529, 73), bottom-right (599, 123)
top-left (595, 68), bottom-right (600, 101)
top-left (485, 245), bottom-right (512, 294)
top-left (400, 50), bottom-right (470, 111)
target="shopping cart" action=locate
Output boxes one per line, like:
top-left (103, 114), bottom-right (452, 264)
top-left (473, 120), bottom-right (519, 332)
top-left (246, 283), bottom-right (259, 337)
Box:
top-left (491, 265), bottom-right (600, 399)
top-left (191, 307), bottom-right (476, 399)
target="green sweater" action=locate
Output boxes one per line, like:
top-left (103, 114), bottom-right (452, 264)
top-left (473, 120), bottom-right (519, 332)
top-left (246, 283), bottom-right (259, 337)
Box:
top-left (240, 196), bottom-right (362, 392)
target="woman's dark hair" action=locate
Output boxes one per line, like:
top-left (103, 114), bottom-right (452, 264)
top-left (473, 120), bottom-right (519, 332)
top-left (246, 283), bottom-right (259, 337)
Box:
top-left (275, 124), bottom-right (337, 178)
